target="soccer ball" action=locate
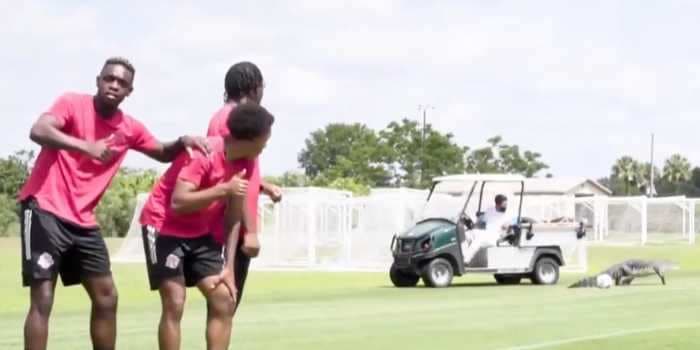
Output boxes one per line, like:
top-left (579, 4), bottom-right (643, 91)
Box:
top-left (596, 273), bottom-right (613, 289)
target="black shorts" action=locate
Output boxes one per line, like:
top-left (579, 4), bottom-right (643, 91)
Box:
top-left (20, 198), bottom-right (111, 287)
top-left (142, 226), bottom-right (224, 290)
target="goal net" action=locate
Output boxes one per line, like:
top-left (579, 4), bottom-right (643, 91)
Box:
top-left (113, 187), bottom-right (589, 272)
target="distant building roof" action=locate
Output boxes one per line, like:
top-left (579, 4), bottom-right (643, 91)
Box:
top-left (434, 174), bottom-right (526, 182)
top-left (524, 177), bottom-right (612, 196)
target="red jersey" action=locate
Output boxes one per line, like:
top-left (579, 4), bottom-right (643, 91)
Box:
top-left (206, 103), bottom-right (262, 237)
top-left (139, 137), bottom-right (256, 240)
top-left (19, 92), bottom-right (158, 228)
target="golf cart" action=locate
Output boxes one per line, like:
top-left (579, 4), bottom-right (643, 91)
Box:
top-left (389, 174), bottom-right (586, 288)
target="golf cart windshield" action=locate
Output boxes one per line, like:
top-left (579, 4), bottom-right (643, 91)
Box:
top-left (420, 179), bottom-right (525, 225)
top-left (421, 180), bottom-right (476, 221)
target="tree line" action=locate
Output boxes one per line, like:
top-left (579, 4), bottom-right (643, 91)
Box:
top-left (602, 154), bottom-right (700, 197)
top-left (265, 119), bottom-right (549, 192)
top-left (4, 118), bottom-right (693, 237)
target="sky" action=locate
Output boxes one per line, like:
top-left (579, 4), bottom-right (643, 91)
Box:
top-left (2, 0), bottom-right (700, 180)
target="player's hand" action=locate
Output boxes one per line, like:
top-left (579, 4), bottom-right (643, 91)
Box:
top-left (83, 134), bottom-right (115, 163)
top-left (223, 169), bottom-right (248, 197)
top-left (241, 233), bottom-right (261, 258)
top-left (214, 265), bottom-right (238, 303)
top-left (262, 183), bottom-right (283, 203)
top-left (179, 135), bottom-right (211, 157)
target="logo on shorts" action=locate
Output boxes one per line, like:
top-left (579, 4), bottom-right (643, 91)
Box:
top-left (165, 254), bottom-right (180, 269)
top-left (37, 252), bottom-right (54, 270)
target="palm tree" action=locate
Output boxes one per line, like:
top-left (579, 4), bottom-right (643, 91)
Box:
top-left (636, 162), bottom-right (660, 196)
top-left (663, 154), bottom-right (691, 194)
top-left (612, 156), bottom-right (640, 195)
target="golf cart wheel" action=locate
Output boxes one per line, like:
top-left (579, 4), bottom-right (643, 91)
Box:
top-left (421, 258), bottom-right (454, 288)
top-left (494, 274), bottom-right (522, 285)
top-left (390, 263), bottom-right (420, 287)
top-left (531, 257), bottom-right (560, 285)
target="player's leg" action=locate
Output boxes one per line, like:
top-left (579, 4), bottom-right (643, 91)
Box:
top-left (81, 275), bottom-right (119, 350)
top-left (25, 279), bottom-right (57, 350)
top-left (227, 241), bottom-right (252, 337)
top-left (233, 242), bottom-right (251, 312)
top-left (74, 230), bottom-right (118, 350)
top-left (462, 233), bottom-right (486, 264)
top-left (159, 277), bottom-right (187, 350)
top-left (20, 199), bottom-right (71, 350)
top-left (191, 236), bottom-right (235, 350)
top-left (145, 232), bottom-right (188, 350)
top-left (197, 277), bottom-right (236, 350)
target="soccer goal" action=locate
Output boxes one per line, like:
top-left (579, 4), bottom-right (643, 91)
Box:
top-left (112, 192), bottom-right (150, 263)
top-left (112, 187), bottom-right (588, 273)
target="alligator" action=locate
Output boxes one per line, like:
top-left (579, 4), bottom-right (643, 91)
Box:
top-left (568, 259), bottom-right (679, 288)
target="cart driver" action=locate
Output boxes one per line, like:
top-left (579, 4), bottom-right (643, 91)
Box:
top-left (461, 194), bottom-right (517, 264)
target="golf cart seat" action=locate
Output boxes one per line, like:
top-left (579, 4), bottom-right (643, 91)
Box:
top-left (531, 222), bottom-right (578, 233)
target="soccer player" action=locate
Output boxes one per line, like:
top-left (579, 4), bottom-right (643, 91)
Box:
top-left (139, 103), bottom-right (275, 350)
top-left (19, 57), bottom-right (210, 350)
top-left (206, 61), bottom-right (281, 308)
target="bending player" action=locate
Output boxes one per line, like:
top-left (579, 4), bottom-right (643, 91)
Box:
top-left (19, 57), bottom-right (209, 350)
top-left (206, 61), bottom-right (281, 310)
top-left (139, 103), bottom-right (274, 350)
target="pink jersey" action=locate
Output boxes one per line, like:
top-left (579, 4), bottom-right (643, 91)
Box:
top-left (206, 103), bottom-right (261, 237)
top-left (139, 137), bottom-right (256, 240)
top-left (19, 92), bottom-right (158, 228)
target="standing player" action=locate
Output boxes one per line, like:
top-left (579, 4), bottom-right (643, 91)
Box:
top-left (139, 103), bottom-right (275, 350)
top-left (19, 57), bottom-right (210, 350)
top-left (206, 61), bottom-right (282, 309)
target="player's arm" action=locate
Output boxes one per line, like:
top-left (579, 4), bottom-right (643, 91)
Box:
top-left (216, 195), bottom-right (245, 300)
top-left (138, 136), bottom-right (212, 163)
top-left (29, 95), bottom-right (113, 161)
top-left (30, 114), bottom-right (85, 151)
top-left (171, 167), bottom-right (248, 215)
top-left (260, 180), bottom-right (282, 202)
top-left (223, 195), bottom-right (244, 267)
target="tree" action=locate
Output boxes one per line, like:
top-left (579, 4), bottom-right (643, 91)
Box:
top-left (0, 150), bottom-right (35, 197)
top-left (325, 177), bottom-right (370, 196)
top-left (264, 171), bottom-right (311, 187)
top-left (464, 136), bottom-right (548, 177)
top-left (633, 162), bottom-right (660, 196)
top-left (0, 193), bottom-right (17, 236)
top-left (378, 119), bottom-right (422, 187)
top-left (379, 118), bottom-right (466, 188)
top-left (663, 154), bottom-right (691, 194)
top-left (0, 150), bottom-right (35, 235)
top-left (611, 156), bottom-right (641, 195)
top-left (95, 168), bottom-right (159, 237)
top-left (298, 123), bottom-right (390, 186)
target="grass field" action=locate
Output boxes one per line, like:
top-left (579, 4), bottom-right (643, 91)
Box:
top-left (0, 238), bottom-right (698, 350)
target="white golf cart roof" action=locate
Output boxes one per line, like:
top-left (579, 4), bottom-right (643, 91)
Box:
top-left (433, 174), bottom-right (526, 183)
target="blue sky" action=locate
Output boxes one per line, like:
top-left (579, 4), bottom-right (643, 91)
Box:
top-left (3, 0), bottom-right (700, 179)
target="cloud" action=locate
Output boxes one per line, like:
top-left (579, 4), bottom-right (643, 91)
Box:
top-left (4, 1), bottom-right (700, 180)
top-left (297, 0), bottom-right (397, 14)
top-left (276, 67), bottom-right (337, 105)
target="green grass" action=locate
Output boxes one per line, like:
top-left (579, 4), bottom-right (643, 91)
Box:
top-left (0, 238), bottom-right (699, 349)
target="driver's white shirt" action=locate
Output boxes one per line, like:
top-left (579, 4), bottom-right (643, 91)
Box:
top-left (482, 207), bottom-right (514, 234)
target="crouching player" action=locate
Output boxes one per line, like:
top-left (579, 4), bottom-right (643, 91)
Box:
top-left (138, 103), bottom-right (274, 350)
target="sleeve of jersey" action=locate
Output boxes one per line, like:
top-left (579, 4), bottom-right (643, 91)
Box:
top-left (44, 93), bottom-right (75, 129)
top-left (177, 155), bottom-right (210, 187)
top-left (129, 120), bottom-right (160, 152)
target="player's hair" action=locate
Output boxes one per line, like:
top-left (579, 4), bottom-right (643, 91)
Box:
top-left (495, 194), bottom-right (507, 205)
top-left (227, 103), bottom-right (275, 141)
top-left (224, 62), bottom-right (263, 101)
top-left (103, 56), bottom-right (135, 75)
